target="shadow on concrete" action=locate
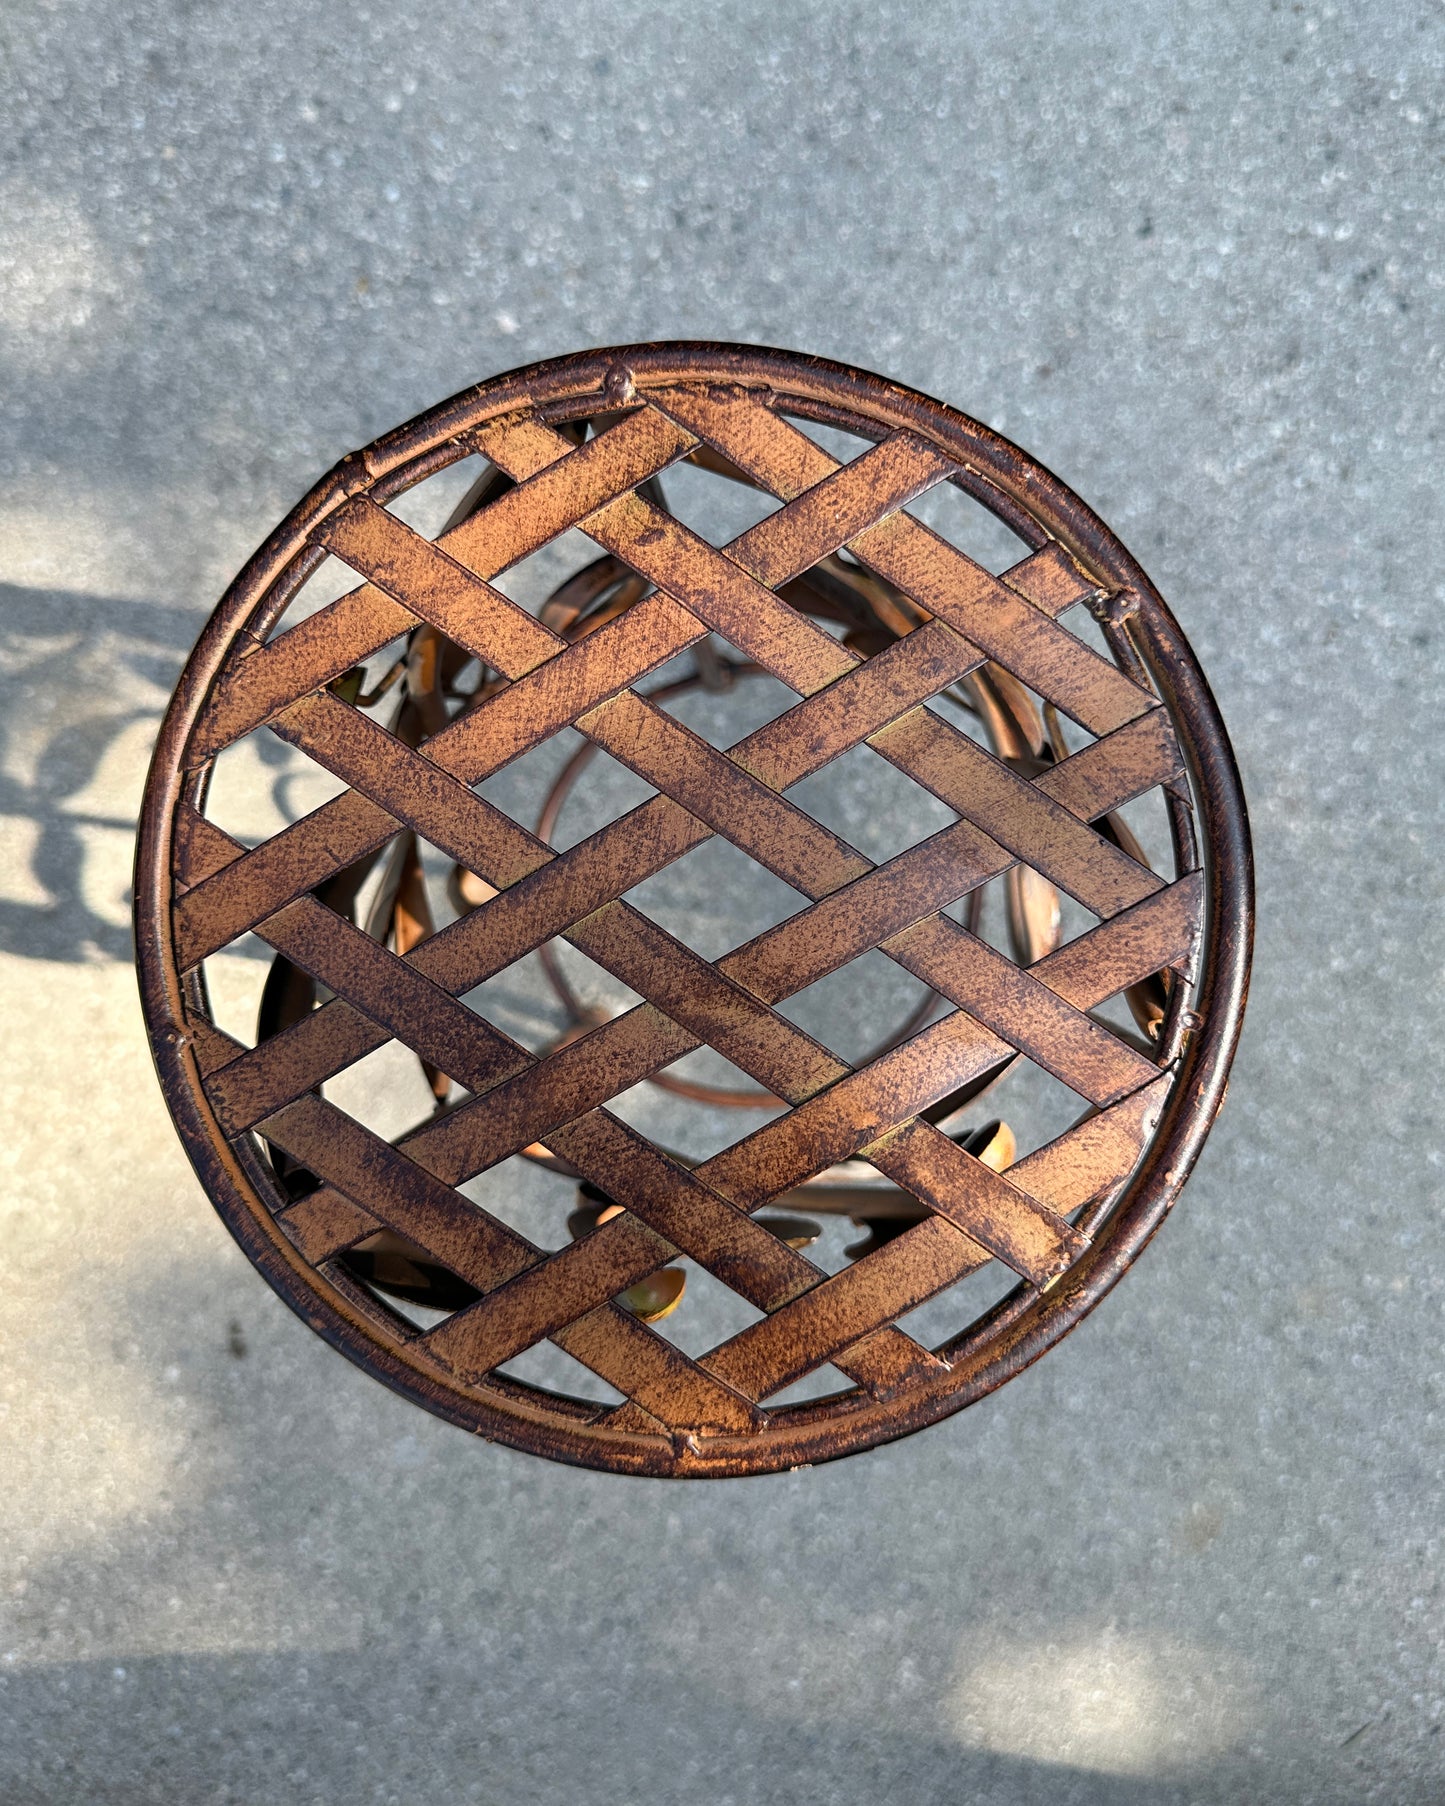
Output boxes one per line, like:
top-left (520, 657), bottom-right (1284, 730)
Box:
top-left (0, 581), bottom-right (198, 964)
top-left (0, 1241), bottom-right (1385, 1806)
top-left (0, 1641), bottom-right (1244, 1806)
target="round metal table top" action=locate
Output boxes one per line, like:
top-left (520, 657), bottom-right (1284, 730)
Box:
top-left (135, 343), bottom-right (1252, 1477)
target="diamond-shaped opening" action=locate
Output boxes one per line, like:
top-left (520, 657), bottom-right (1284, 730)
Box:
top-left (321, 1256), bottom-right (447, 1337)
top-left (456, 963), bottom-right (570, 1060)
top-left (343, 827), bottom-right (478, 942)
top-left (625, 1255), bottom-right (768, 1359)
top-left (487, 525), bottom-right (618, 616)
top-left (202, 720), bottom-right (349, 849)
top-left (945, 1051), bottom-right (1106, 1163)
top-left (893, 1254), bottom-right (1021, 1352)
top-left (476, 729), bottom-right (657, 852)
top-left (785, 738), bottom-right (957, 865)
top-left (311, 623), bottom-right (486, 730)
top-left (956, 871), bottom-right (1098, 973)
top-left (1107, 783), bottom-right (1177, 883)
top-left (1055, 597), bottom-right (1119, 664)
top-left (651, 451), bottom-right (785, 545)
top-left (351, 632), bottom-right (417, 711)
top-left (911, 681), bottom-right (995, 752)
top-left (759, 1362), bottom-right (854, 1407)
top-left (238, 629), bottom-right (422, 737)
top-left (1086, 987), bottom-right (1163, 1053)
top-left (647, 1038), bottom-right (793, 1115)
top-left (464, 940), bottom-right (640, 1058)
top-left (467, 720), bottom-right (581, 836)
top-left (933, 660), bottom-right (1101, 764)
top-left (932, 852), bottom-right (989, 927)
top-left (753, 1199), bottom-right (879, 1279)
top-left (493, 1339), bottom-right (628, 1410)
top-left (943, 868), bottom-right (1092, 966)
top-left (1039, 703), bottom-right (1091, 764)
top-left (198, 945), bottom-right (270, 1049)
top-left (651, 652), bottom-right (801, 751)
top-left (773, 945), bottom-right (940, 1070)
top-left (264, 553), bottom-right (369, 642)
top-left (382, 452), bottom-right (494, 539)
top-left (323, 1036), bottom-right (460, 1145)
top-left (439, 652), bottom-right (488, 711)
top-left (623, 833), bottom-right (807, 961)
top-left (897, 471), bottom-right (1033, 576)
top-left (604, 1072), bottom-right (786, 1167)
top-left (455, 1148), bottom-right (578, 1252)
top-left (334, 1228), bottom-right (480, 1330)
top-left (776, 412), bottom-right (881, 468)
top-left (630, 638), bottom-right (730, 702)
top-left (1039, 601), bottom-right (1162, 716)
top-left (768, 575), bottom-right (866, 660)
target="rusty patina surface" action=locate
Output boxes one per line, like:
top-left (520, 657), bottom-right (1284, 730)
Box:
top-left (134, 344), bottom-right (1252, 1476)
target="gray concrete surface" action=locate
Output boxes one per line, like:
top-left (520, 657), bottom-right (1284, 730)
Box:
top-left (2, 2), bottom-right (1442, 1800)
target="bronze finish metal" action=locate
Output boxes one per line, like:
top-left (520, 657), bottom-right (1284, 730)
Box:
top-left (135, 344), bottom-right (1252, 1477)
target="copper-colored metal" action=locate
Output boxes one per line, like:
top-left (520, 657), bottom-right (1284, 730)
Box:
top-left (135, 344), bottom-right (1252, 1477)
top-left (530, 648), bottom-right (968, 1109)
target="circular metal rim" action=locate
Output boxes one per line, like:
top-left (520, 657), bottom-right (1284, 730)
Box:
top-left (134, 341), bottom-right (1253, 1478)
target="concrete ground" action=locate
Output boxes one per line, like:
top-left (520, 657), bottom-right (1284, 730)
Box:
top-left (1, 3), bottom-right (1441, 1801)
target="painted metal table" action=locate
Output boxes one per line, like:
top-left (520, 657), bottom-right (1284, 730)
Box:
top-left (135, 344), bottom-right (1251, 1477)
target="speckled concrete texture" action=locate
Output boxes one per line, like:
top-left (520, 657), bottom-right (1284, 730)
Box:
top-left (1, 3), bottom-right (1441, 1801)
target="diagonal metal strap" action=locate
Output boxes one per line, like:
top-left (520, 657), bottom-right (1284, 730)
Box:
top-left (191, 406), bottom-right (700, 759)
top-left (648, 383), bottom-right (1157, 735)
top-left (259, 1092), bottom-right (761, 1434)
top-left (232, 691), bottom-right (1156, 1262)
top-left (174, 384), bottom-right (1202, 1429)
top-left (183, 483), bottom-right (1165, 1142)
top-left (183, 395), bottom-right (1160, 977)
top-left (198, 702), bottom-right (1178, 1143)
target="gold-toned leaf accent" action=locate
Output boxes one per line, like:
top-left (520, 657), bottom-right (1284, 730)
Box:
top-left (618, 1268), bottom-right (687, 1323)
top-left (1005, 863), bottom-right (1062, 966)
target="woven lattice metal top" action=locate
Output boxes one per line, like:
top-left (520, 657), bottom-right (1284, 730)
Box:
top-left (135, 344), bottom-right (1251, 1477)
